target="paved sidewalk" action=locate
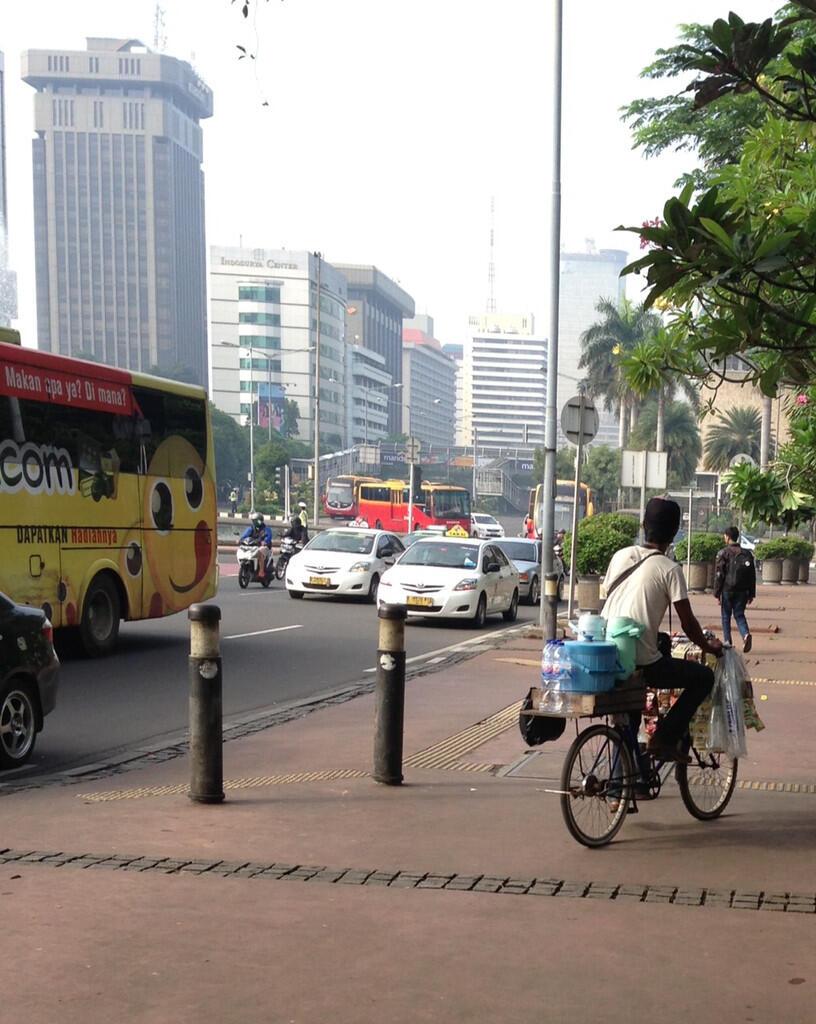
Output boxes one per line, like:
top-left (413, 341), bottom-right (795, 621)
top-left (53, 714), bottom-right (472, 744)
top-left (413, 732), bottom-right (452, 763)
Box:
top-left (2, 585), bottom-right (815, 1023)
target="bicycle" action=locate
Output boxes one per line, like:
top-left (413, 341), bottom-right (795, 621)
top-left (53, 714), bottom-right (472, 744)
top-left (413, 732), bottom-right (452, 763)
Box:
top-left (549, 684), bottom-right (738, 848)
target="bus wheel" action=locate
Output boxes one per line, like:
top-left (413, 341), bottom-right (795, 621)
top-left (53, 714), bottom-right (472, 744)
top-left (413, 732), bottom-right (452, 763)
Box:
top-left (79, 575), bottom-right (121, 657)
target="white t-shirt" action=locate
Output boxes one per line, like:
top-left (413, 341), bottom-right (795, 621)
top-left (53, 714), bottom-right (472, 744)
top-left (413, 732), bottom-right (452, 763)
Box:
top-left (601, 545), bottom-right (688, 666)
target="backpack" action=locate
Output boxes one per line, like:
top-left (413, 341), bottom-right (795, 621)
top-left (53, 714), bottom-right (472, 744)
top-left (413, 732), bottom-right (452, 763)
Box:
top-left (725, 547), bottom-right (755, 591)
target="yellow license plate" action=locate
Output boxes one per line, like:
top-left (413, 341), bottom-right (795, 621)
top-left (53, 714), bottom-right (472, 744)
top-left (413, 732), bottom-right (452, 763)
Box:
top-left (309, 576), bottom-right (330, 586)
top-left (407, 595), bottom-right (433, 607)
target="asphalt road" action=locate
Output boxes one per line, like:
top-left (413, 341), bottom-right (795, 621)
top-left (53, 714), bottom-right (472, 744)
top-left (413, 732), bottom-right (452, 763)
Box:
top-left (11, 560), bottom-right (542, 781)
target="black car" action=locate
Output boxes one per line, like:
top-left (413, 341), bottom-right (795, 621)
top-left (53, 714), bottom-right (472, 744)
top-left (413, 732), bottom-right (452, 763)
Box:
top-left (0, 592), bottom-right (59, 769)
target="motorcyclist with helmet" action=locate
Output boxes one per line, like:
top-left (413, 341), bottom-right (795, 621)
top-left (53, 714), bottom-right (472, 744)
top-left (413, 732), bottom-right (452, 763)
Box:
top-left (285, 513), bottom-right (306, 548)
top-left (240, 512), bottom-right (273, 580)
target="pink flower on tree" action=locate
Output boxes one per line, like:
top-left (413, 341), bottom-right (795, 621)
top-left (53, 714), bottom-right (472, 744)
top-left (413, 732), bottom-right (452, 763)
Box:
top-left (796, 394), bottom-right (808, 404)
top-left (640, 217), bottom-right (661, 250)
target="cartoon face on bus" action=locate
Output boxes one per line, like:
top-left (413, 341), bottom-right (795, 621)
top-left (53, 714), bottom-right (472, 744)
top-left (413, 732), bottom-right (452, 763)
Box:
top-left (142, 435), bottom-right (216, 615)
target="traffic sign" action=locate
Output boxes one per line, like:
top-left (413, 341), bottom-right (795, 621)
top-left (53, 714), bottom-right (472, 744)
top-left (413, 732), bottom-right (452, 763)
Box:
top-left (621, 450), bottom-right (668, 489)
top-left (561, 396), bottom-right (598, 446)
top-left (729, 453), bottom-right (756, 468)
top-left (406, 437), bottom-right (421, 464)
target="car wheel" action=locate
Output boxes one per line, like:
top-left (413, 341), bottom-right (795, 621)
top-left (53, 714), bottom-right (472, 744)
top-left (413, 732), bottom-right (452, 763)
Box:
top-left (528, 576), bottom-right (539, 605)
top-left (0, 679), bottom-right (38, 768)
top-left (366, 574), bottom-right (380, 604)
top-left (472, 593), bottom-right (487, 628)
top-left (79, 574), bottom-right (121, 657)
top-left (288, 589), bottom-right (304, 600)
top-left (238, 564), bottom-right (251, 589)
top-left (503, 588), bottom-right (519, 622)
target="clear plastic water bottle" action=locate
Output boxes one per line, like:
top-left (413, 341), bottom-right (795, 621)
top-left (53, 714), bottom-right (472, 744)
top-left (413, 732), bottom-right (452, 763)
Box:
top-left (549, 641), bottom-right (563, 713)
top-left (540, 641), bottom-right (554, 683)
top-left (559, 643), bottom-right (574, 691)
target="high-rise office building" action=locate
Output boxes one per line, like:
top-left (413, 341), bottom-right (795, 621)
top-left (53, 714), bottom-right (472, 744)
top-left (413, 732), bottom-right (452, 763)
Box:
top-left (22, 38), bottom-right (212, 384)
top-left (210, 246), bottom-right (348, 446)
top-left (463, 313), bottom-right (547, 449)
top-left (402, 315), bottom-right (456, 447)
top-left (0, 51), bottom-right (17, 327)
top-left (559, 248), bottom-right (628, 447)
top-left (336, 264), bottom-right (414, 436)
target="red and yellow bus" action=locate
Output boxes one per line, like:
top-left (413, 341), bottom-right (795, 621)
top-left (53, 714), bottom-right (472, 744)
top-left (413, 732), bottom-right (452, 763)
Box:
top-left (529, 481), bottom-right (595, 538)
top-left (324, 474), bottom-right (381, 519)
top-left (357, 479), bottom-right (470, 533)
top-left (0, 332), bottom-right (217, 655)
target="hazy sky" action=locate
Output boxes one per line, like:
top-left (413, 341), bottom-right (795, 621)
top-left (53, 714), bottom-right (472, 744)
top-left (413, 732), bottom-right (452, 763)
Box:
top-left (3, 0), bottom-right (777, 354)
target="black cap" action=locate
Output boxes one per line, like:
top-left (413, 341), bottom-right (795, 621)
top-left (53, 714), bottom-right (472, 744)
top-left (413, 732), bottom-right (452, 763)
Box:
top-left (643, 497), bottom-right (681, 544)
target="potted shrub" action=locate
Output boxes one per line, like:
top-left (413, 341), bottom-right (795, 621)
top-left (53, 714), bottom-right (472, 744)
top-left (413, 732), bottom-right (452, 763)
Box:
top-left (564, 513), bottom-right (639, 611)
top-left (755, 538), bottom-right (788, 584)
top-left (795, 538), bottom-right (814, 584)
top-left (674, 533), bottom-right (723, 592)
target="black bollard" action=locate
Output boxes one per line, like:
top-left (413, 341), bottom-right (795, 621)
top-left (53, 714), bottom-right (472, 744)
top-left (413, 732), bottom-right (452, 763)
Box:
top-left (188, 603), bottom-right (225, 804)
top-left (544, 572), bottom-right (560, 641)
top-left (373, 604), bottom-right (407, 785)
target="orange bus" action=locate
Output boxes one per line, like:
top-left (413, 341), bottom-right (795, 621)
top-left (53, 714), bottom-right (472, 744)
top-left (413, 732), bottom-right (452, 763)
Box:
top-left (0, 332), bottom-right (217, 655)
top-left (357, 479), bottom-right (470, 533)
top-left (323, 474), bottom-right (381, 520)
top-left (528, 481), bottom-right (595, 538)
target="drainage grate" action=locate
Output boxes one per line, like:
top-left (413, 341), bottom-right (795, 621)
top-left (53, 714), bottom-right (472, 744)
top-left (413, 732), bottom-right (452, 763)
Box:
top-left (1, 847), bottom-right (813, 914)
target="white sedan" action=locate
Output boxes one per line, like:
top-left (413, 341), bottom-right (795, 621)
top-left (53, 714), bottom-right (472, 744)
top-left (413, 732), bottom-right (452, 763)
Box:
top-left (377, 537), bottom-right (519, 627)
top-left (285, 528), bottom-right (404, 602)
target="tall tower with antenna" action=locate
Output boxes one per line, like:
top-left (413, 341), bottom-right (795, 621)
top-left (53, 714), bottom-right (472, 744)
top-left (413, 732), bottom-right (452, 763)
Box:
top-left (486, 195), bottom-right (496, 313)
top-left (153, 3), bottom-right (167, 52)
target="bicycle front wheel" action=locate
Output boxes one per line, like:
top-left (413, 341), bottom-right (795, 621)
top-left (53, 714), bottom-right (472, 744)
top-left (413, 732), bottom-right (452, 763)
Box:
top-left (560, 723), bottom-right (634, 848)
top-left (676, 749), bottom-right (738, 820)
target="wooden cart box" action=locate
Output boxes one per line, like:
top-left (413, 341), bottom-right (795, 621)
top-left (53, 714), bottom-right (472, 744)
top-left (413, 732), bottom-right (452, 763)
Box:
top-left (527, 681), bottom-right (646, 719)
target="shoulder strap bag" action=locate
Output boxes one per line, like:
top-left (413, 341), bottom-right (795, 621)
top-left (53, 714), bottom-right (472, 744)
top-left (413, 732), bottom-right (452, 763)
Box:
top-left (604, 549), bottom-right (662, 600)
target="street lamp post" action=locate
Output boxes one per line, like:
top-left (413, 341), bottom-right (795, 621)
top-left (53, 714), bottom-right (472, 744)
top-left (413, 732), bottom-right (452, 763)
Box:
top-left (472, 425), bottom-right (478, 506)
top-left (313, 252), bottom-right (322, 529)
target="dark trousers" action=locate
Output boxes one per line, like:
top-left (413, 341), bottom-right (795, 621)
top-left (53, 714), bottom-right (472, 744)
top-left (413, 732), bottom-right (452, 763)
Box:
top-left (641, 655), bottom-right (714, 745)
top-left (721, 590), bottom-right (750, 645)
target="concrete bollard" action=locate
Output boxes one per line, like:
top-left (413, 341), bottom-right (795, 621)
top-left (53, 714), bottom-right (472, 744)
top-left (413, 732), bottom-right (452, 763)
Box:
top-left (373, 604), bottom-right (407, 785)
top-left (544, 572), bottom-right (560, 641)
top-left (188, 603), bottom-right (225, 804)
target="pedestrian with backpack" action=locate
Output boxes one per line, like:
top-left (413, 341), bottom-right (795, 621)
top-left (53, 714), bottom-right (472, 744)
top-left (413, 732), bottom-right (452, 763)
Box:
top-left (714, 526), bottom-right (756, 653)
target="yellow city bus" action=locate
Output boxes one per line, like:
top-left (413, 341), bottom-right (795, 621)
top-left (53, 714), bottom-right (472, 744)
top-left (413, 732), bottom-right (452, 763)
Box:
top-left (0, 334), bottom-right (217, 655)
top-left (528, 480), bottom-right (595, 538)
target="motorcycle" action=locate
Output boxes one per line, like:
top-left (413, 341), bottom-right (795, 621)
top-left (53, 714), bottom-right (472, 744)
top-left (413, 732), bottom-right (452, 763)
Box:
top-left (275, 534), bottom-right (302, 580)
top-left (237, 539), bottom-right (273, 589)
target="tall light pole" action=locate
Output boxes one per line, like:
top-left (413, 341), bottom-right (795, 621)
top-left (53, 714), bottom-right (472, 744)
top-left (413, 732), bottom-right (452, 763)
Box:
top-left (540, 0), bottom-right (563, 635)
top-left (313, 252), bottom-right (322, 528)
top-left (472, 424), bottom-right (478, 507)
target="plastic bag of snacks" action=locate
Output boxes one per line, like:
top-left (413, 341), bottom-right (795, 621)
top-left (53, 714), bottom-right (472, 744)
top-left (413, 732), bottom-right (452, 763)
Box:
top-left (708, 648), bottom-right (748, 757)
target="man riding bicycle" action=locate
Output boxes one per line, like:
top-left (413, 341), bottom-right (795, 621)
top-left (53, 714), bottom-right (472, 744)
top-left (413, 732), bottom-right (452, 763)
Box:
top-left (601, 497), bottom-right (722, 764)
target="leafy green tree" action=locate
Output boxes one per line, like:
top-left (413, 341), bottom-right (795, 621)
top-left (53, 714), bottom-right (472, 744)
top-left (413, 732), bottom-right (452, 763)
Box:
top-left (210, 403), bottom-right (248, 494)
top-left (532, 446), bottom-right (577, 481)
top-left (703, 405), bottom-right (764, 470)
top-left (578, 298), bottom-right (663, 446)
top-left (629, 399), bottom-right (702, 488)
top-left (284, 398), bottom-right (300, 438)
top-left (619, 6), bottom-right (816, 397)
top-left (582, 446), bottom-right (622, 511)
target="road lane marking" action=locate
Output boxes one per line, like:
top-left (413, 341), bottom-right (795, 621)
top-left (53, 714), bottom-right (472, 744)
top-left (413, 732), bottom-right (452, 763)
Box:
top-left (362, 625), bottom-right (522, 673)
top-left (224, 625), bottom-right (304, 640)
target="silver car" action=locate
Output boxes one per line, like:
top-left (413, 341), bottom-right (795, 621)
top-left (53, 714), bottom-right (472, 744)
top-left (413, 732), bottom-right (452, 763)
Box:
top-left (494, 538), bottom-right (545, 605)
top-left (470, 513), bottom-right (505, 539)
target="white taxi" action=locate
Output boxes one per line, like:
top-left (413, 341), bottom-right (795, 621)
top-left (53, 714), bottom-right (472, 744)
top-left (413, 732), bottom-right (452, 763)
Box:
top-left (285, 528), bottom-right (404, 602)
top-left (377, 537), bottom-right (519, 627)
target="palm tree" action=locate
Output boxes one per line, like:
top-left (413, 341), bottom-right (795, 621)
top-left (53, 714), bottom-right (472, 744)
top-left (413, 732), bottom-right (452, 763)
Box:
top-left (578, 298), bottom-right (662, 447)
top-left (621, 328), bottom-right (702, 453)
top-left (630, 399), bottom-right (702, 488)
top-left (703, 405), bottom-right (764, 471)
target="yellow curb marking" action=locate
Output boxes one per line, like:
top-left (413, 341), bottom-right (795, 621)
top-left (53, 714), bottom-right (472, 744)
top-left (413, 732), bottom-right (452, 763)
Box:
top-left (404, 701), bottom-right (524, 770)
top-left (749, 678), bottom-right (816, 687)
top-left (79, 768), bottom-right (368, 802)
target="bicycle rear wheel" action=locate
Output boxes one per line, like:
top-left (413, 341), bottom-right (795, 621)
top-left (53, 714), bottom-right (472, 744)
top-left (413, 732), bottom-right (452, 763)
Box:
top-left (676, 748), bottom-right (738, 820)
top-left (560, 723), bottom-right (634, 847)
